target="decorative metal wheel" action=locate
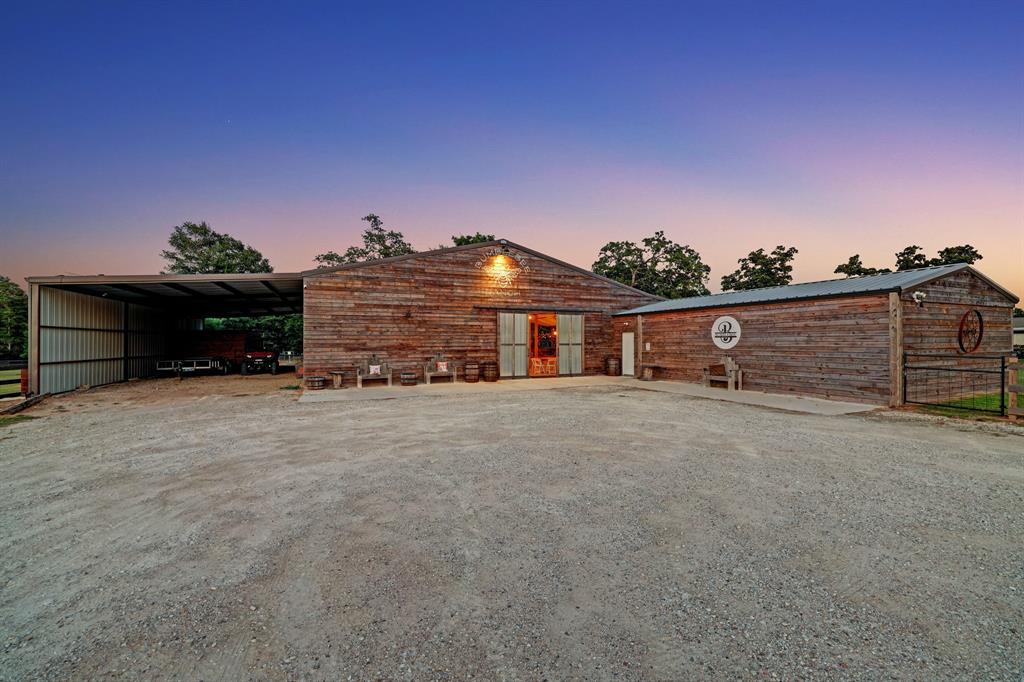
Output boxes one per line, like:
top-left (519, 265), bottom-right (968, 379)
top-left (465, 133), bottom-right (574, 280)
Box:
top-left (957, 309), bottom-right (983, 353)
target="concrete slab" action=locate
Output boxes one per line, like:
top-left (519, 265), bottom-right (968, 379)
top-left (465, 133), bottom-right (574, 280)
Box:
top-left (632, 380), bottom-right (878, 416)
top-left (298, 375), bottom-right (878, 415)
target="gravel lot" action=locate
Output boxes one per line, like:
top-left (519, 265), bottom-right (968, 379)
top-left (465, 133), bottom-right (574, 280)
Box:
top-left (1, 375), bottom-right (1022, 680)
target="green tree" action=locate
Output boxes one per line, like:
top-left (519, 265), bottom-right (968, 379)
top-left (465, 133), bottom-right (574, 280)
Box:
top-left (721, 245), bottom-right (799, 291)
top-left (894, 245), bottom-right (930, 271)
top-left (1014, 307), bottom-right (1023, 318)
top-left (314, 214), bottom-right (416, 266)
top-left (0, 276), bottom-right (28, 358)
top-left (894, 244), bottom-right (983, 270)
top-left (161, 221), bottom-right (272, 274)
top-left (205, 314), bottom-right (303, 353)
top-left (932, 244), bottom-right (982, 266)
top-left (833, 254), bottom-right (891, 278)
top-left (451, 232), bottom-right (495, 246)
top-left (592, 231), bottom-right (710, 298)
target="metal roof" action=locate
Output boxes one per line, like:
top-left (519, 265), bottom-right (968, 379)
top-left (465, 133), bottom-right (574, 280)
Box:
top-left (615, 263), bottom-right (1018, 316)
top-left (25, 272), bottom-right (303, 317)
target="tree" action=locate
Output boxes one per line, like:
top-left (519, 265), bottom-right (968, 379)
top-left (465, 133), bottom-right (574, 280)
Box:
top-left (1014, 307), bottom-right (1023, 318)
top-left (592, 231), bottom-right (710, 298)
top-left (451, 232), bottom-right (495, 246)
top-left (834, 254), bottom-right (891, 278)
top-left (933, 244), bottom-right (982, 266)
top-left (894, 244), bottom-right (983, 270)
top-left (0, 276), bottom-right (28, 358)
top-left (314, 214), bottom-right (416, 266)
top-left (161, 221), bottom-right (272, 274)
top-left (205, 314), bottom-right (303, 354)
top-left (720, 245), bottom-right (799, 291)
top-left (894, 245), bottom-right (930, 271)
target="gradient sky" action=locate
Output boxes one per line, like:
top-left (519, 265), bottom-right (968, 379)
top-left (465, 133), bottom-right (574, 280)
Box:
top-left (1, 1), bottom-right (1021, 298)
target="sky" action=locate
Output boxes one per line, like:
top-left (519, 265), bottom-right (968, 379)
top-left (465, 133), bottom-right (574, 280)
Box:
top-left (1, 1), bottom-right (1021, 298)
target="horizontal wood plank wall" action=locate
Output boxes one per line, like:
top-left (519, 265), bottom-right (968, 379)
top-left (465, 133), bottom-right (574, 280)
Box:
top-left (630, 294), bottom-right (893, 404)
top-left (303, 245), bottom-right (657, 382)
top-left (900, 271), bottom-right (1014, 402)
top-left (901, 270), bottom-right (1014, 355)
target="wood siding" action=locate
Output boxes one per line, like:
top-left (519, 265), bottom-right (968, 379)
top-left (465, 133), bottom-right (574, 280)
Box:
top-left (302, 245), bottom-right (657, 382)
top-left (616, 295), bottom-right (894, 404)
top-left (900, 271), bottom-right (1015, 403)
top-left (901, 270), bottom-right (1014, 356)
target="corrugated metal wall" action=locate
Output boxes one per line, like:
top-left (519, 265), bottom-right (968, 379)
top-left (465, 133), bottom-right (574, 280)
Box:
top-left (38, 287), bottom-right (166, 394)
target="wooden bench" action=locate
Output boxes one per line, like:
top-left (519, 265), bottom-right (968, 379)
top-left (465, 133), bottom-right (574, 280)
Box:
top-left (356, 354), bottom-right (392, 388)
top-left (703, 357), bottom-right (743, 391)
top-left (424, 352), bottom-right (457, 384)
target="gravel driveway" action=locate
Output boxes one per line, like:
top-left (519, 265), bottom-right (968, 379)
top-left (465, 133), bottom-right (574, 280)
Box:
top-left (1, 376), bottom-right (1022, 680)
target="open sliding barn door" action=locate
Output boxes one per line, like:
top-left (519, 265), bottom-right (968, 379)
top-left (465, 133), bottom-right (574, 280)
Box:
top-left (557, 314), bottom-right (583, 375)
top-left (498, 312), bottom-right (528, 377)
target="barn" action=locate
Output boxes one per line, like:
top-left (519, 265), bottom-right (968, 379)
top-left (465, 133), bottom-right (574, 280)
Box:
top-left (23, 241), bottom-right (1018, 411)
top-left (301, 240), bottom-right (659, 382)
top-left (612, 263), bottom-right (1018, 406)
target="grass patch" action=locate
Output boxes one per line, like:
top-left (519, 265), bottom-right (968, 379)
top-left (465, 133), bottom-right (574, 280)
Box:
top-left (0, 369), bottom-right (21, 381)
top-left (0, 414), bottom-right (37, 426)
top-left (0, 368), bottom-right (22, 398)
top-left (279, 384), bottom-right (301, 391)
top-left (915, 368), bottom-right (1023, 419)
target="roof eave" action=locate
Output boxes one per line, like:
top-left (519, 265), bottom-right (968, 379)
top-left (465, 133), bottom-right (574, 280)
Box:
top-left (613, 288), bottom-right (901, 316)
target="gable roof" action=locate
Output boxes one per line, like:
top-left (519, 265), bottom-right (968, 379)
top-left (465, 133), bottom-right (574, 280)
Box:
top-left (302, 239), bottom-right (663, 300)
top-left (615, 263), bottom-right (1018, 316)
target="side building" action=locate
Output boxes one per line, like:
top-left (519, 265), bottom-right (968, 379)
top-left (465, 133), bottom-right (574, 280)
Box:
top-left (613, 264), bottom-right (1018, 406)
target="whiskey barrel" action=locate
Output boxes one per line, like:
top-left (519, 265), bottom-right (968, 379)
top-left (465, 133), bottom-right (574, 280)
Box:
top-left (463, 361), bottom-right (480, 383)
top-left (400, 371), bottom-right (418, 386)
top-left (305, 376), bottom-right (327, 390)
top-left (481, 361), bottom-right (499, 382)
top-left (605, 357), bottom-right (620, 376)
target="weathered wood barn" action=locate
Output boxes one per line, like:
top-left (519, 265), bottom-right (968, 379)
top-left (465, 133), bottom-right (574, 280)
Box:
top-left (613, 263), bottom-right (1018, 406)
top-left (301, 240), bottom-right (659, 382)
top-left (24, 242), bottom-right (1018, 409)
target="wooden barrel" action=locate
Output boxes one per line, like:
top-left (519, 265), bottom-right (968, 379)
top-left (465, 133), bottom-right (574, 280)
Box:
top-left (463, 361), bottom-right (480, 383)
top-left (481, 361), bottom-right (499, 382)
top-left (400, 371), bottom-right (418, 386)
top-left (305, 376), bottom-right (327, 390)
top-left (605, 357), bottom-right (620, 376)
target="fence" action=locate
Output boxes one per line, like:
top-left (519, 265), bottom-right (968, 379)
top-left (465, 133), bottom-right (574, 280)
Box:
top-left (0, 360), bottom-right (27, 399)
top-left (903, 353), bottom-right (1007, 415)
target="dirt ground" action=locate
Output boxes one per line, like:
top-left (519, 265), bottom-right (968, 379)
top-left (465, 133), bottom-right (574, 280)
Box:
top-left (1, 376), bottom-right (1022, 680)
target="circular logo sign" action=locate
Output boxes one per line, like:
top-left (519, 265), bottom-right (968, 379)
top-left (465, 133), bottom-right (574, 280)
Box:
top-left (712, 316), bottom-right (741, 350)
top-left (957, 309), bottom-right (983, 353)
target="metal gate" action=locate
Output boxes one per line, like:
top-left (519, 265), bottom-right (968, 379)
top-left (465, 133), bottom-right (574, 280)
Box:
top-left (903, 352), bottom-right (1007, 415)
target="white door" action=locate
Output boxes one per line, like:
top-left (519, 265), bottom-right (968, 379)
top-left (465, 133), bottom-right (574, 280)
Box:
top-left (557, 314), bottom-right (583, 375)
top-left (621, 332), bottom-right (635, 376)
top-left (498, 312), bottom-right (528, 377)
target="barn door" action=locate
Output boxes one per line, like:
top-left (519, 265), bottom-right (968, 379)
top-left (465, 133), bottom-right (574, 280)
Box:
top-left (498, 312), bottom-right (528, 377)
top-left (557, 314), bottom-right (583, 375)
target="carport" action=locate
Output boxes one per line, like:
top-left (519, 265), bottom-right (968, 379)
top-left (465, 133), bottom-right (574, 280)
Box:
top-left (26, 273), bottom-right (303, 395)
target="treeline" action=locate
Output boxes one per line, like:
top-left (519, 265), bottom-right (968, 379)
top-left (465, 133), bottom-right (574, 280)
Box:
top-left (0, 216), bottom-right (1005, 360)
top-left (159, 217), bottom-right (497, 353)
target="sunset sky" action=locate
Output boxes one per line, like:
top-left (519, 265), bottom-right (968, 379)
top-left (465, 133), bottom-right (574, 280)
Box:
top-left (1, 2), bottom-right (1021, 298)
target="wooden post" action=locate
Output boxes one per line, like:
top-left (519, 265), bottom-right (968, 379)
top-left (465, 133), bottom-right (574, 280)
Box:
top-left (636, 314), bottom-right (644, 376)
top-left (888, 292), bottom-right (904, 407)
top-left (27, 282), bottom-right (40, 396)
top-left (1008, 356), bottom-right (1022, 421)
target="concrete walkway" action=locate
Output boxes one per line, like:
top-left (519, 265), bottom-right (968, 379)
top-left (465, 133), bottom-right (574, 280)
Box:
top-left (299, 375), bottom-right (877, 416)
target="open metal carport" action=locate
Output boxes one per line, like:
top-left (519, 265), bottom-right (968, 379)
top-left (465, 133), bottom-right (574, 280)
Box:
top-left (26, 273), bottom-right (303, 395)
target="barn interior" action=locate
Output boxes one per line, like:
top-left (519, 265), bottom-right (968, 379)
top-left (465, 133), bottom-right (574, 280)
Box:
top-left (26, 273), bottom-right (303, 394)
